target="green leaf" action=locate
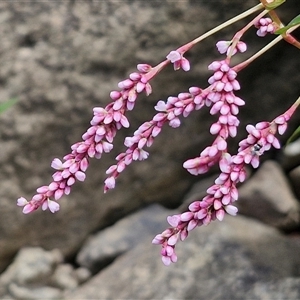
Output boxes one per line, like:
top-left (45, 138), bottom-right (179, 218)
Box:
top-left (275, 14), bottom-right (300, 35)
top-left (265, 0), bottom-right (286, 10)
top-left (0, 98), bottom-right (18, 114)
top-left (286, 125), bottom-right (300, 145)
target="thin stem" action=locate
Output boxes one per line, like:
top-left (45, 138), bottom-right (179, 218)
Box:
top-left (190, 3), bottom-right (264, 46)
top-left (233, 35), bottom-right (283, 72)
top-left (227, 9), bottom-right (269, 59)
top-left (233, 23), bottom-right (300, 72)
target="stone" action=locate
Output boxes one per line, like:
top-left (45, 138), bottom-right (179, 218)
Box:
top-left (289, 165), bottom-right (300, 200)
top-left (8, 283), bottom-right (61, 300)
top-left (0, 0), bottom-right (299, 274)
top-left (0, 247), bottom-right (63, 287)
top-left (51, 264), bottom-right (79, 290)
top-left (64, 213), bottom-right (300, 299)
top-left (280, 138), bottom-right (300, 171)
top-left (236, 160), bottom-right (300, 230)
top-left (76, 204), bottom-right (171, 273)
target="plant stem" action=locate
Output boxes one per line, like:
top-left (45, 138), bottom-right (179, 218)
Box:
top-left (233, 24), bottom-right (300, 72)
top-left (190, 3), bottom-right (264, 46)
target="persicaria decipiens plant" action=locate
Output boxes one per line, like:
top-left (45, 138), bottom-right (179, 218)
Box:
top-left (17, 0), bottom-right (300, 265)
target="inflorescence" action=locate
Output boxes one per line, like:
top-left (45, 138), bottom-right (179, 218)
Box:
top-left (17, 3), bottom-right (300, 266)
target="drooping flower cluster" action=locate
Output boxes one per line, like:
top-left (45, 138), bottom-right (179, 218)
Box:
top-left (152, 110), bottom-right (290, 265)
top-left (16, 3), bottom-right (300, 267)
top-left (183, 59), bottom-right (245, 176)
top-left (17, 65), bottom-right (156, 213)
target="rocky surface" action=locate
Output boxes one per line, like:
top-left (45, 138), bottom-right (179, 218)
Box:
top-left (66, 214), bottom-right (300, 299)
top-left (0, 0), bottom-right (300, 299)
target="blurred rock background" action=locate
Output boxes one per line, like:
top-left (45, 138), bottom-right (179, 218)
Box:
top-left (0, 0), bottom-right (299, 299)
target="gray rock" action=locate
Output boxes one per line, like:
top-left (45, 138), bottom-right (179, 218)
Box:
top-left (0, 0), bottom-right (299, 274)
top-left (0, 247), bottom-right (63, 287)
top-left (8, 283), bottom-right (61, 300)
top-left (64, 213), bottom-right (300, 300)
top-left (76, 204), bottom-right (171, 273)
top-left (280, 138), bottom-right (300, 171)
top-left (51, 264), bottom-right (79, 290)
top-left (0, 247), bottom-right (63, 299)
top-left (289, 165), bottom-right (300, 200)
top-left (236, 160), bottom-right (300, 230)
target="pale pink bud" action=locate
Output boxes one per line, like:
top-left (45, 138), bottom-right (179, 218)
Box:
top-left (187, 219), bottom-right (198, 231)
top-left (236, 41), bottom-right (247, 53)
top-left (187, 201), bottom-right (200, 212)
top-left (106, 165), bottom-right (117, 175)
top-left (137, 64), bottom-right (152, 73)
top-left (167, 215), bottom-right (180, 227)
top-left (152, 234), bottom-right (164, 245)
top-left (168, 234), bottom-right (179, 246)
top-left (169, 118), bottom-right (181, 128)
top-left (213, 199), bottom-right (222, 210)
top-left (120, 115), bottom-right (130, 128)
top-left (216, 41), bottom-right (230, 54)
top-left (180, 212), bottom-right (194, 222)
top-left (110, 91), bottom-right (122, 100)
top-left (51, 158), bottom-right (63, 170)
top-left (104, 177), bottom-right (116, 190)
top-left (225, 205), bottom-right (238, 216)
top-left (216, 209), bottom-right (225, 221)
top-left (166, 50), bottom-right (181, 63)
top-left (36, 186), bottom-right (49, 193)
top-left (54, 189), bottom-right (64, 200)
top-left (181, 57), bottom-right (190, 71)
top-left (155, 100), bottom-right (167, 112)
top-left (74, 171), bottom-right (86, 181)
top-left (118, 79), bottom-right (134, 89)
top-left (17, 197), bottom-right (28, 206)
top-left (67, 177), bottom-right (75, 186)
top-left (210, 123), bottom-right (221, 135)
top-left (23, 203), bottom-right (36, 214)
top-left (162, 256), bottom-right (171, 266)
top-left (47, 200), bottom-right (60, 213)
top-left (48, 182), bottom-right (59, 191)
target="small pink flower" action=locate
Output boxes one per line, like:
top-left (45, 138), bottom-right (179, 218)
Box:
top-left (216, 41), bottom-right (247, 56)
top-left (255, 18), bottom-right (275, 37)
top-left (166, 50), bottom-right (190, 71)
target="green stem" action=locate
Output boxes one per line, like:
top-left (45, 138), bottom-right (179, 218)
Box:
top-left (190, 3), bottom-right (264, 46)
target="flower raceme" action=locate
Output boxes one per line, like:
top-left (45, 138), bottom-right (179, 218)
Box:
top-left (152, 112), bottom-right (291, 266)
top-left (16, 9), bottom-right (300, 266)
top-left (17, 65), bottom-right (155, 214)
